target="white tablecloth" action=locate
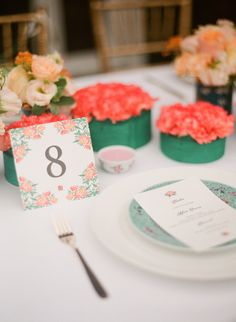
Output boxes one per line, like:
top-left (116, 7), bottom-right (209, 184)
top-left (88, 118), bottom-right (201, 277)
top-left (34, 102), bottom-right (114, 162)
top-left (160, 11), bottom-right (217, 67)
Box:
top-left (1, 65), bottom-right (236, 322)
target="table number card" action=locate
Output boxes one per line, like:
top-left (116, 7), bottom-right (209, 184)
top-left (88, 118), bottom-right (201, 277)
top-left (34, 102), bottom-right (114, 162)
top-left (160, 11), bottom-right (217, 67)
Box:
top-left (135, 177), bottom-right (236, 251)
top-left (10, 118), bottom-right (99, 210)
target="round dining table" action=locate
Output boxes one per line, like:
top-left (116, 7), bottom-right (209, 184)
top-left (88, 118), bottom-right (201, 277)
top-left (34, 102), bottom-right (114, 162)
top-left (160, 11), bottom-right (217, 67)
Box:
top-left (1, 64), bottom-right (236, 322)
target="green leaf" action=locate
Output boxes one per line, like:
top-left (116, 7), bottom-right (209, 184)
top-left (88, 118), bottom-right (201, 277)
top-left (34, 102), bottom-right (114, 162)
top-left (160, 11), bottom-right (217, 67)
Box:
top-left (55, 77), bottom-right (67, 88)
top-left (57, 96), bottom-right (75, 106)
top-left (32, 105), bottom-right (46, 115)
top-left (52, 77), bottom-right (67, 102)
top-left (50, 104), bottom-right (60, 115)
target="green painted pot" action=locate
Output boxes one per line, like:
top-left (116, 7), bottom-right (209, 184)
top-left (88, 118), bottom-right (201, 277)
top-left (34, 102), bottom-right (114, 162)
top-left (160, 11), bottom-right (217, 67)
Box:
top-left (196, 82), bottom-right (233, 113)
top-left (160, 133), bottom-right (226, 163)
top-left (89, 110), bottom-right (151, 151)
top-left (3, 149), bottom-right (18, 186)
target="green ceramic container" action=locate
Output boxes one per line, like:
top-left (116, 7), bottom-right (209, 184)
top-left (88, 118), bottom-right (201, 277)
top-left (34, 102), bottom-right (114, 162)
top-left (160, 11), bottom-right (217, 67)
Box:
top-left (3, 149), bottom-right (18, 186)
top-left (160, 133), bottom-right (226, 163)
top-left (89, 110), bottom-right (151, 151)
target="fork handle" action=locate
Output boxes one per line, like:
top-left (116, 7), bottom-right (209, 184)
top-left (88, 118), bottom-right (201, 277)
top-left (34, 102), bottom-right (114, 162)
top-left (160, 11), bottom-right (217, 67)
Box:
top-left (75, 248), bottom-right (108, 298)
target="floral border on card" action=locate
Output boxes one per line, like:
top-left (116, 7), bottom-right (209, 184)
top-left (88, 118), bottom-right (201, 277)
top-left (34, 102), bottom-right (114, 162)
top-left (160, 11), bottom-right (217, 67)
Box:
top-left (10, 125), bottom-right (46, 163)
top-left (19, 176), bottom-right (58, 210)
top-left (54, 118), bottom-right (92, 150)
top-left (66, 162), bottom-right (99, 200)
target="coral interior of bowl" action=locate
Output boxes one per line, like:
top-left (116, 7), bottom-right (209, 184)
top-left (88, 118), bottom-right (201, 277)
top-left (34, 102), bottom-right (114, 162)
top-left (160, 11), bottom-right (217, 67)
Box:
top-left (98, 146), bottom-right (135, 163)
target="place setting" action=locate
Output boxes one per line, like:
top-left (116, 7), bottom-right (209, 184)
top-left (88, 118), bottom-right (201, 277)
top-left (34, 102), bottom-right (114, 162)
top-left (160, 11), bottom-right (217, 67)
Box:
top-left (90, 166), bottom-right (236, 280)
top-left (2, 4), bottom-right (236, 322)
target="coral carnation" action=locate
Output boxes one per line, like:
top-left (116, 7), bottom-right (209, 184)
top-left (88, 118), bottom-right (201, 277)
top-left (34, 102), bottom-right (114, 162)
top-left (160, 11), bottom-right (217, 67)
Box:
top-left (156, 101), bottom-right (234, 144)
top-left (72, 83), bottom-right (156, 123)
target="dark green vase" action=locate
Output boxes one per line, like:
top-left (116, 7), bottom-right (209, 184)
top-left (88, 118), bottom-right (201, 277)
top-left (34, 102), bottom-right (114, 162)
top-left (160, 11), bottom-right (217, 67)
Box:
top-left (196, 82), bottom-right (233, 113)
top-left (3, 149), bottom-right (18, 186)
top-left (89, 110), bottom-right (151, 151)
top-left (160, 133), bottom-right (226, 163)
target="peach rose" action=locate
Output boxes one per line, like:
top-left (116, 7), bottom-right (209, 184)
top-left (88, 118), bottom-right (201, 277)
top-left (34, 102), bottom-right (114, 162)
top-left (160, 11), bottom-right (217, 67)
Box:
top-left (196, 26), bottom-right (226, 56)
top-left (26, 80), bottom-right (57, 106)
top-left (226, 39), bottom-right (236, 74)
top-left (31, 55), bottom-right (63, 81)
top-left (6, 65), bottom-right (29, 102)
top-left (181, 35), bottom-right (198, 53)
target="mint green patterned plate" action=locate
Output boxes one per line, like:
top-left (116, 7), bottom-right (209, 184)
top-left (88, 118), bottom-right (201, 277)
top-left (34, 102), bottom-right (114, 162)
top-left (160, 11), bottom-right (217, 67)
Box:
top-left (129, 180), bottom-right (236, 250)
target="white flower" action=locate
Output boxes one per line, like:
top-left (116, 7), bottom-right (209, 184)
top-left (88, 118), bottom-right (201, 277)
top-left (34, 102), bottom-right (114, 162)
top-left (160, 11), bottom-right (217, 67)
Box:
top-left (0, 119), bottom-right (5, 135)
top-left (26, 80), bottom-right (57, 106)
top-left (0, 88), bottom-right (22, 116)
top-left (48, 51), bottom-right (64, 66)
top-left (6, 65), bottom-right (29, 102)
top-left (64, 77), bottom-right (76, 95)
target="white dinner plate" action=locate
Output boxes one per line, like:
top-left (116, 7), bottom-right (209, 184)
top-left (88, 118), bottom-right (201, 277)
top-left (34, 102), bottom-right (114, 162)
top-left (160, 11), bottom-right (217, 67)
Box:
top-left (90, 167), bottom-right (236, 280)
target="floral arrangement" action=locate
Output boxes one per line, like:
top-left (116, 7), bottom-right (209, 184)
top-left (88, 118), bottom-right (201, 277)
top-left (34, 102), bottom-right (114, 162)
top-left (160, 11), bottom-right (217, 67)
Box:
top-left (156, 101), bottom-right (234, 144)
top-left (0, 51), bottom-right (75, 118)
top-left (173, 20), bottom-right (236, 86)
top-left (0, 113), bottom-right (69, 151)
top-left (72, 82), bottom-right (155, 123)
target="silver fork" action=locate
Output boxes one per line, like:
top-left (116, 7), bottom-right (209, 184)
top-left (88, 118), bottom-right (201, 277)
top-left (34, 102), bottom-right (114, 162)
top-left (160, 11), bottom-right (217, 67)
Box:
top-left (53, 216), bottom-right (108, 298)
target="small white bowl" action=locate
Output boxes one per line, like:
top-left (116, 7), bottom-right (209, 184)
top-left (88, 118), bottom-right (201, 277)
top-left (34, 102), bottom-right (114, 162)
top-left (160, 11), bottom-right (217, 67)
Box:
top-left (97, 145), bottom-right (135, 174)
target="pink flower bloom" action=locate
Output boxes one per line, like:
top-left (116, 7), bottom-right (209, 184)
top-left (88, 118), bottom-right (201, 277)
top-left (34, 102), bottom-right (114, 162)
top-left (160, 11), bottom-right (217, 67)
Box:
top-left (66, 186), bottom-right (88, 200)
top-left (23, 124), bottom-right (45, 139)
top-left (19, 177), bottom-right (33, 192)
top-left (156, 102), bottom-right (234, 144)
top-left (54, 119), bottom-right (76, 134)
top-left (77, 135), bottom-right (91, 149)
top-left (75, 186), bottom-right (88, 199)
top-left (36, 194), bottom-right (48, 207)
top-left (113, 164), bottom-right (123, 173)
top-left (13, 145), bottom-right (26, 163)
top-left (36, 192), bottom-right (57, 207)
top-left (83, 162), bottom-right (97, 180)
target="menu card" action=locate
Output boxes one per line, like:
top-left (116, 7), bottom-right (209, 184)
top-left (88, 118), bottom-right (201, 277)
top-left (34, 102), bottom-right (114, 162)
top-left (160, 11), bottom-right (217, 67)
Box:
top-left (134, 177), bottom-right (236, 251)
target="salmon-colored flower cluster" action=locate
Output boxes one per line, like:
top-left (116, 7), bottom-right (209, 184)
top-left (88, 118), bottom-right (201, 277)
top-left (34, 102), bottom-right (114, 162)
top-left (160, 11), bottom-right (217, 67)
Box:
top-left (0, 113), bottom-right (69, 151)
top-left (72, 83), bottom-right (156, 123)
top-left (174, 20), bottom-right (236, 85)
top-left (156, 101), bottom-right (234, 144)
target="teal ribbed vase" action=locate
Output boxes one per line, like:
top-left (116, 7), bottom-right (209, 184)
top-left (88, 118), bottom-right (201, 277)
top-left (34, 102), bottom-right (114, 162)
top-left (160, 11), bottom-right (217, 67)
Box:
top-left (3, 149), bottom-right (18, 186)
top-left (89, 110), bottom-right (151, 151)
top-left (160, 133), bottom-right (226, 163)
